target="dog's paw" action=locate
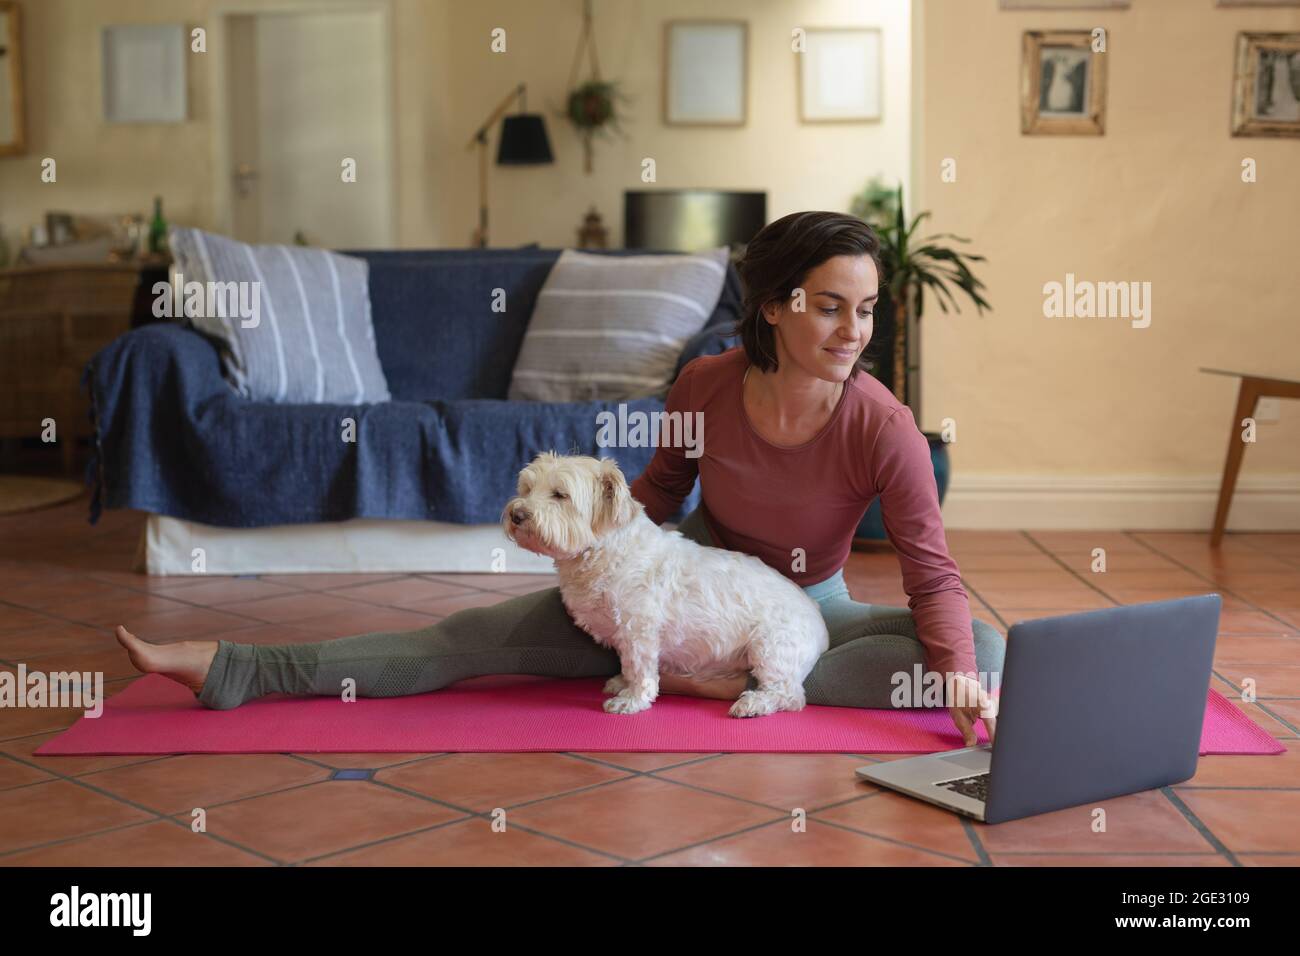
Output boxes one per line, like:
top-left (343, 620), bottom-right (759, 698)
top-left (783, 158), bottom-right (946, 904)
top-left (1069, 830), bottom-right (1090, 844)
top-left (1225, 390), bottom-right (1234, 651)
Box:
top-left (728, 690), bottom-right (782, 718)
top-left (602, 675), bottom-right (628, 694)
top-left (603, 692), bottom-right (651, 715)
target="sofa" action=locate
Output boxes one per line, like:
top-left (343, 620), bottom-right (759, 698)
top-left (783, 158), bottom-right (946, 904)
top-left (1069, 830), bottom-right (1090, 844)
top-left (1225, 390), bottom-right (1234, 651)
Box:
top-left (86, 247), bottom-right (742, 573)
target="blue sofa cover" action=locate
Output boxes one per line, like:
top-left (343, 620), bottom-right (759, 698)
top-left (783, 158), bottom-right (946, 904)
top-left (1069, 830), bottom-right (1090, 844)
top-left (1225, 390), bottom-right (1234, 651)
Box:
top-left (85, 247), bottom-right (742, 528)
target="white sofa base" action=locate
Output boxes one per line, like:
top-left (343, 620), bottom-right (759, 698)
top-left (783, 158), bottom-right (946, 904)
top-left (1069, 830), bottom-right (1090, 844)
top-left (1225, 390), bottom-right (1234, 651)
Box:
top-left (140, 514), bottom-right (558, 576)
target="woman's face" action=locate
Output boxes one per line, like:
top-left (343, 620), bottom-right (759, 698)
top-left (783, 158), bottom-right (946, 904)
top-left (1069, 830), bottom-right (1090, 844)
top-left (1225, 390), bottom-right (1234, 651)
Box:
top-left (763, 254), bottom-right (879, 383)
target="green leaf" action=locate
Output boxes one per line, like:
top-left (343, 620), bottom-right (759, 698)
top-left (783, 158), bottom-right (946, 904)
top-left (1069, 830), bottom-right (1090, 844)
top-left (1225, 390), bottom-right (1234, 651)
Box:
top-left (860, 178), bottom-right (992, 320)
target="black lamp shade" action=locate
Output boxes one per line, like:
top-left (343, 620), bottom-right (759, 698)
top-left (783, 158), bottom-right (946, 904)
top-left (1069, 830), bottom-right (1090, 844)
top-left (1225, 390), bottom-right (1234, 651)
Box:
top-left (497, 114), bottom-right (554, 165)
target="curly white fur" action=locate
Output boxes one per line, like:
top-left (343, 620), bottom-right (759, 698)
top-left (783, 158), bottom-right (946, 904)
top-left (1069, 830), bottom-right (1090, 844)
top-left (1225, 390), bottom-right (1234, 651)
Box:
top-left (502, 452), bottom-right (829, 717)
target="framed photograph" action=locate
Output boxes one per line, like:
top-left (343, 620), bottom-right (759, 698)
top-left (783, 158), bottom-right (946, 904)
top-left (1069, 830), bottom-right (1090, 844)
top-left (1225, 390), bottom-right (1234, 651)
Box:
top-left (1021, 31), bottom-right (1107, 135)
top-left (45, 212), bottom-right (75, 246)
top-left (1000, 1), bottom-right (1129, 7)
top-left (102, 23), bottom-right (187, 123)
top-left (0, 1), bottom-right (26, 157)
top-left (797, 27), bottom-right (882, 123)
top-left (663, 21), bottom-right (747, 126)
top-left (1232, 32), bottom-right (1300, 136)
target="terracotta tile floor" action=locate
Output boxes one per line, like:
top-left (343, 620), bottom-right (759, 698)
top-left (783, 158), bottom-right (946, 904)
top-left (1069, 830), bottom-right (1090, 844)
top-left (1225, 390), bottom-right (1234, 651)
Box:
top-left (0, 499), bottom-right (1297, 867)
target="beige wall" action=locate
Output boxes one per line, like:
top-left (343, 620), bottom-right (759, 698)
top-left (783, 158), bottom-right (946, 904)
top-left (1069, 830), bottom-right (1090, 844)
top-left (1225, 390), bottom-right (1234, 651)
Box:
top-left (443, 0), bottom-right (912, 248)
top-left (0, 0), bottom-right (446, 246)
top-left (917, 0), bottom-right (1300, 501)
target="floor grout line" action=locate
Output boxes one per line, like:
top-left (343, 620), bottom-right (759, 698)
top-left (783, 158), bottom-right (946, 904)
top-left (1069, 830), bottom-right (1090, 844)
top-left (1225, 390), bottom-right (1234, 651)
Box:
top-left (959, 815), bottom-right (993, 865)
top-left (1158, 786), bottom-right (1241, 867)
top-left (1020, 532), bottom-right (1120, 606)
top-left (337, 776), bottom-right (635, 865)
top-left (0, 576), bottom-right (489, 646)
top-left (0, 749), bottom-right (284, 864)
top-left (1126, 532), bottom-right (1300, 634)
top-left (293, 815), bottom-right (621, 867)
top-left (1206, 671), bottom-right (1300, 736)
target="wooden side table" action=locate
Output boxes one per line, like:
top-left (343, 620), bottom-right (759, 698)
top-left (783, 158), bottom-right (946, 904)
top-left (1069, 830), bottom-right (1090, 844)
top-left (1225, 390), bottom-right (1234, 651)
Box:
top-left (1200, 367), bottom-right (1300, 547)
top-left (0, 261), bottom-right (160, 474)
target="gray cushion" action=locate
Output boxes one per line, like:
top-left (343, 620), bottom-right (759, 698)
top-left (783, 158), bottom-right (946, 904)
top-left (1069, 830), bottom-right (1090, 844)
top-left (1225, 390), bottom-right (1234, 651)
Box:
top-left (168, 227), bottom-right (391, 404)
top-left (507, 247), bottom-right (729, 402)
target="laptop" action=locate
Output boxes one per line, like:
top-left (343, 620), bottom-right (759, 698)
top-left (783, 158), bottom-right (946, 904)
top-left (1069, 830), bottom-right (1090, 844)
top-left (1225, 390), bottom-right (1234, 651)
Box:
top-left (855, 594), bottom-right (1221, 824)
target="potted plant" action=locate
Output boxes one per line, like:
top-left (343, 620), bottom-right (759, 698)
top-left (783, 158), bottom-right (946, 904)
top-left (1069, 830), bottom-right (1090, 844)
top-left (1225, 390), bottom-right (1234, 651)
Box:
top-left (850, 180), bottom-right (990, 543)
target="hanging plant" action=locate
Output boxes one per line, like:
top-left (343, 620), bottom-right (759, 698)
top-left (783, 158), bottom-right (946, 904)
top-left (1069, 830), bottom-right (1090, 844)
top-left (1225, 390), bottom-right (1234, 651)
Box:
top-left (564, 0), bottom-right (627, 173)
top-left (568, 80), bottom-right (616, 130)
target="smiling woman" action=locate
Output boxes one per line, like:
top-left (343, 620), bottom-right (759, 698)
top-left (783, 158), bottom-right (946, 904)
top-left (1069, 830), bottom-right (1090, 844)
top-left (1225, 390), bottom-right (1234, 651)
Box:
top-left (730, 213), bottom-right (882, 447)
top-left (738, 213), bottom-right (884, 376)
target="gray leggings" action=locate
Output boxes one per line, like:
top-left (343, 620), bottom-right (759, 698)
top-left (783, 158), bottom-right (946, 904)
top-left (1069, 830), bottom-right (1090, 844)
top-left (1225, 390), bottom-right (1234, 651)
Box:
top-left (198, 507), bottom-right (1006, 711)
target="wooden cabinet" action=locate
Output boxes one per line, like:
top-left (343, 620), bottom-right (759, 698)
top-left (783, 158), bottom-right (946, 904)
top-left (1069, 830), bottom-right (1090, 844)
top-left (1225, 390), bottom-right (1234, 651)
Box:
top-left (0, 263), bottom-right (147, 472)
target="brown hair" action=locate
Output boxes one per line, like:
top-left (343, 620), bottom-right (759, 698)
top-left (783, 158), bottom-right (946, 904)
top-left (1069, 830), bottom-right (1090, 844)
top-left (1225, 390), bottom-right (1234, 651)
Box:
top-left (733, 211), bottom-right (884, 378)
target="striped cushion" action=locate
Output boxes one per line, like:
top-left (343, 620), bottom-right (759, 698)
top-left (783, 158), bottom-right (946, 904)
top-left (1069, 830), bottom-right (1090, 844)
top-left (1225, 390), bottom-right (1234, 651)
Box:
top-left (507, 248), bottom-right (729, 402)
top-left (168, 227), bottom-right (391, 404)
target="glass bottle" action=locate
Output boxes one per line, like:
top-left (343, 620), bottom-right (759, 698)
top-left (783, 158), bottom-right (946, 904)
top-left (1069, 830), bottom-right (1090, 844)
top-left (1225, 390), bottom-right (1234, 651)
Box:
top-left (148, 196), bottom-right (168, 256)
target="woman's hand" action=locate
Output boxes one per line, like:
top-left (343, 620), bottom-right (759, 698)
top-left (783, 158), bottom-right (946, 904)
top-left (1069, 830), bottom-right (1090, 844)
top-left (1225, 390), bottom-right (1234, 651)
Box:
top-left (658, 672), bottom-right (750, 701)
top-left (946, 673), bottom-right (997, 747)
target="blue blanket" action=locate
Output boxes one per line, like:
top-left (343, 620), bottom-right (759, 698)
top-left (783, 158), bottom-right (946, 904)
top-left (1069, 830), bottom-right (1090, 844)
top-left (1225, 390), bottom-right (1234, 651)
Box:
top-left (85, 248), bottom-right (741, 528)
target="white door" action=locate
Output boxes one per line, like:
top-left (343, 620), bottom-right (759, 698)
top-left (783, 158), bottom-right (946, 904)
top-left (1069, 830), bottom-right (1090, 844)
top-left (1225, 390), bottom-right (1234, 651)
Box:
top-left (225, 7), bottom-right (394, 248)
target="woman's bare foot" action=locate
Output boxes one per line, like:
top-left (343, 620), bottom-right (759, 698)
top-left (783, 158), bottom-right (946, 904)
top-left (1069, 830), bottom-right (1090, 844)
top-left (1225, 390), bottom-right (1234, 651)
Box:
top-left (115, 626), bottom-right (218, 698)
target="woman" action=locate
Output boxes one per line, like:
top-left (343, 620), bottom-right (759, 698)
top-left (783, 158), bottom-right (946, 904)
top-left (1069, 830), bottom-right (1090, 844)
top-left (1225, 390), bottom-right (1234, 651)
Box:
top-left (117, 211), bottom-right (1003, 744)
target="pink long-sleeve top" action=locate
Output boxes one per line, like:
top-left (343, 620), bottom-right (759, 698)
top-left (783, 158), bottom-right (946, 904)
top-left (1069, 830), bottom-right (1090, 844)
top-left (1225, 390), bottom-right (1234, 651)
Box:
top-left (629, 346), bottom-right (978, 677)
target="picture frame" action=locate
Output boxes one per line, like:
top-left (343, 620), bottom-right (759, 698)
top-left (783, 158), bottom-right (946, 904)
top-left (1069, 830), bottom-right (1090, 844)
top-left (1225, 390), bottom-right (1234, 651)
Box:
top-left (1000, 0), bottom-right (1129, 8)
top-left (1020, 30), bottom-right (1107, 135)
top-left (0, 0), bottom-right (26, 157)
top-left (102, 23), bottom-right (187, 123)
top-left (1232, 31), bottom-right (1300, 137)
top-left (663, 20), bottom-right (747, 126)
top-left (797, 27), bottom-right (882, 123)
top-left (45, 212), bottom-right (75, 246)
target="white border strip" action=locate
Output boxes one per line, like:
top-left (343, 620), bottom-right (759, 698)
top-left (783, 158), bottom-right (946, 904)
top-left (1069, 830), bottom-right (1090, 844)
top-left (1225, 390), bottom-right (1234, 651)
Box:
top-left (145, 514), bottom-right (558, 575)
top-left (942, 473), bottom-right (1300, 531)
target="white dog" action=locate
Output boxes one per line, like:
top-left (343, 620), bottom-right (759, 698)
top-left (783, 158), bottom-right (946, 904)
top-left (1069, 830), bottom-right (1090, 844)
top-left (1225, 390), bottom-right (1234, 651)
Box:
top-left (502, 452), bottom-right (829, 717)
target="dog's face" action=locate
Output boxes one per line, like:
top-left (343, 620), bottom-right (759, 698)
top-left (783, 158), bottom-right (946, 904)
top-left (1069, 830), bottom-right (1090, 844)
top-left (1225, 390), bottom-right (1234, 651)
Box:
top-left (502, 452), bottom-right (639, 559)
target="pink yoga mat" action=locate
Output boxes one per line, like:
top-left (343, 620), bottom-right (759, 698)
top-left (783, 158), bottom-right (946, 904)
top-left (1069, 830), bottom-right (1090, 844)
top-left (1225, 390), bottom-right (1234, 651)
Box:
top-left (36, 674), bottom-right (1283, 757)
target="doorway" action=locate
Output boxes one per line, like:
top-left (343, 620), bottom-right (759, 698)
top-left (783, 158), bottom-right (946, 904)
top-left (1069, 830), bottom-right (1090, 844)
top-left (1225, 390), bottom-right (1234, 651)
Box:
top-left (213, 1), bottom-right (396, 248)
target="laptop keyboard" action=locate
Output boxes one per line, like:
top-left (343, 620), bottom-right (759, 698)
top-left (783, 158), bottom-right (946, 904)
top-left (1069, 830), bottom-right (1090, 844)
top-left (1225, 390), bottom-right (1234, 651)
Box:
top-left (938, 772), bottom-right (990, 803)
